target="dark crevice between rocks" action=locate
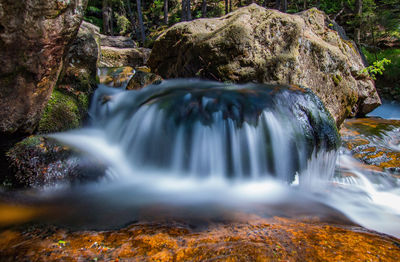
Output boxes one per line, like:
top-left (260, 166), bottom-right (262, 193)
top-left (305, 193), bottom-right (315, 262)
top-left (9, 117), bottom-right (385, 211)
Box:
top-left (0, 23), bottom-right (5, 34)
top-left (0, 132), bottom-right (27, 189)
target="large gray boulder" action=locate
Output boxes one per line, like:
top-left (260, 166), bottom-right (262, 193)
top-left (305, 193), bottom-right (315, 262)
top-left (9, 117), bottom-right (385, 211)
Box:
top-left (148, 4), bottom-right (380, 126)
top-left (0, 0), bottom-right (88, 134)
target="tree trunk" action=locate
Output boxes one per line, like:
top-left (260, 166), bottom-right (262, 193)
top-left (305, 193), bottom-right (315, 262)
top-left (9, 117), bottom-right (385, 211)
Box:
top-left (202, 0), bottom-right (207, 18)
top-left (187, 0), bottom-right (192, 21)
top-left (102, 0), bottom-right (111, 35)
top-left (225, 0), bottom-right (229, 14)
top-left (126, 0), bottom-right (137, 38)
top-left (136, 0), bottom-right (145, 45)
top-left (303, 0), bottom-right (307, 10)
top-left (229, 0), bottom-right (232, 12)
top-left (110, 8), bottom-right (114, 36)
top-left (182, 0), bottom-right (187, 21)
top-left (164, 0), bottom-right (168, 25)
top-left (354, 0), bottom-right (362, 47)
top-left (275, 0), bottom-right (281, 10)
top-left (282, 0), bottom-right (287, 12)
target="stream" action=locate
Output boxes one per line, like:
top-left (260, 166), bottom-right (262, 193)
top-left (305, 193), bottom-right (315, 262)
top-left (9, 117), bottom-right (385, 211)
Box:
top-left (0, 78), bottom-right (399, 242)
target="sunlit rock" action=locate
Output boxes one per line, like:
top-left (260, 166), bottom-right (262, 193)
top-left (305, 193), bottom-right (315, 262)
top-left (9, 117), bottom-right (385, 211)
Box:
top-left (149, 4), bottom-right (380, 126)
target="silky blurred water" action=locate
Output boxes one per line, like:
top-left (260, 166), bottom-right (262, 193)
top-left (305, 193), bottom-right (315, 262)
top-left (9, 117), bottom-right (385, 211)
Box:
top-left (1, 81), bottom-right (399, 239)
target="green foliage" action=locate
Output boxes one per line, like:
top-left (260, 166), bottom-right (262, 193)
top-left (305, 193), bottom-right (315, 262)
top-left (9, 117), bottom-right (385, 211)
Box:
top-left (115, 13), bottom-right (131, 35)
top-left (361, 58), bottom-right (391, 80)
top-left (84, 15), bottom-right (103, 29)
top-left (363, 48), bottom-right (400, 82)
top-left (87, 6), bottom-right (101, 13)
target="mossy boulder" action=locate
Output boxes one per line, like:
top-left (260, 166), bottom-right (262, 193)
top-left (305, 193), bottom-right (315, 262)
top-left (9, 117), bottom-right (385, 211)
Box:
top-left (149, 4), bottom-right (381, 127)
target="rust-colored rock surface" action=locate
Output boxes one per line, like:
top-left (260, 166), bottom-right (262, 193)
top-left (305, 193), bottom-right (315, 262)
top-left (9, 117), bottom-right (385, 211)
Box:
top-left (0, 215), bottom-right (399, 261)
top-left (341, 118), bottom-right (400, 173)
top-left (0, 0), bottom-right (88, 134)
top-left (149, 4), bottom-right (380, 126)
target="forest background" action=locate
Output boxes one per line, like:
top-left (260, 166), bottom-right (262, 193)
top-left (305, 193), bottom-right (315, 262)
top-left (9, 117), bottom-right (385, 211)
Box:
top-left (85, 0), bottom-right (400, 97)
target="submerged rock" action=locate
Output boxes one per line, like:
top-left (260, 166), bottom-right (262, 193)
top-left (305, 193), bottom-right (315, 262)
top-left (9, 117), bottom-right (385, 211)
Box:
top-left (0, 0), bottom-right (88, 134)
top-left (149, 4), bottom-right (380, 126)
top-left (0, 216), bottom-right (399, 261)
top-left (341, 118), bottom-right (400, 174)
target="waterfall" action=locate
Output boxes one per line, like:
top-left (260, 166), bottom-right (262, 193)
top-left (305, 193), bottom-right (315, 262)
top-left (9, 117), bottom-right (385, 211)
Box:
top-left (52, 80), bottom-right (340, 185)
top-left (8, 80), bottom-right (398, 238)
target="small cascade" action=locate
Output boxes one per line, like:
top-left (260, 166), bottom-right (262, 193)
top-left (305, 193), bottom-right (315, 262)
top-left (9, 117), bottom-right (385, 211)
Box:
top-left (53, 80), bottom-right (340, 184)
top-left (97, 67), bottom-right (135, 89)
top-left (3, 80), bottom-right (400, 238)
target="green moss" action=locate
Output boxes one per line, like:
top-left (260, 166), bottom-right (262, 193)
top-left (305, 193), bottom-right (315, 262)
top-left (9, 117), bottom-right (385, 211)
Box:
top-left (38, 90), bottom-right (80, 134)
top-left (10, 136), bottom-right (42, 152)
top-left (331, 74), bottom-right (342, 86)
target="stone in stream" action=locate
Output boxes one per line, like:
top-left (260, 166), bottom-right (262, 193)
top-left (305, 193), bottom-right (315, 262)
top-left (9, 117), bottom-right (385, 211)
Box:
top-left (126, 67), bottom-right (162, 90)
top-left (0, 0), bottom-right (88, 135)
top-left (148, 4), bottom-right (381, 127)
top-left (340, 118), bottom-right (400, 174)
top-left (5, 135), bottom-right (104, 188)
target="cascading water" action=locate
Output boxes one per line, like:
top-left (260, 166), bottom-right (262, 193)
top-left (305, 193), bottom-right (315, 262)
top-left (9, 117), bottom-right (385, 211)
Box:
top-left (53, 80), bottom-right (340, 185)
top-left (2, 80), bottom-right (400, 239)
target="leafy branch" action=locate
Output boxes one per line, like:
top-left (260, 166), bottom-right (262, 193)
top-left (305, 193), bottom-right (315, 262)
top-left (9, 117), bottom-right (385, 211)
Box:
top-left (360, 58), bottom-right (391, 80)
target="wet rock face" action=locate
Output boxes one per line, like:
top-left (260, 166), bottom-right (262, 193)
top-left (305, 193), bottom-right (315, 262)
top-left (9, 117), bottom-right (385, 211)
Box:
top-left (0, 0), bottom-right (88, 135)
top-left (35, 21), bottom-right (101, 134)
top-left (6, 136), bottom-right (104, 188)
top-left (148, 4), bottom-right (380, 126)
top-left (126, 68), bottom-right (162, 90)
